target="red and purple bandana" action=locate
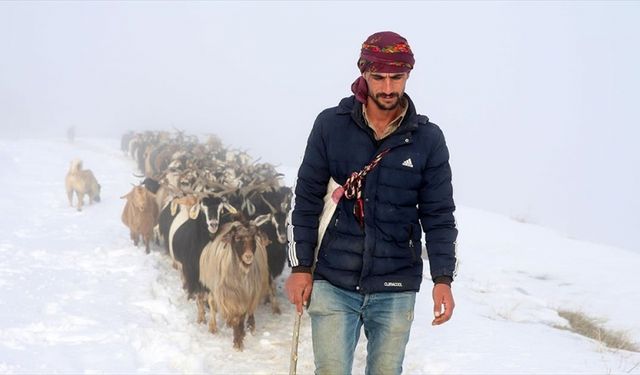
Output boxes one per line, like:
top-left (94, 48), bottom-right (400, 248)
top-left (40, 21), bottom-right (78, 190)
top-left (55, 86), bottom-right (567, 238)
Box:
top-left (351, 31), bottom-right (415, 104)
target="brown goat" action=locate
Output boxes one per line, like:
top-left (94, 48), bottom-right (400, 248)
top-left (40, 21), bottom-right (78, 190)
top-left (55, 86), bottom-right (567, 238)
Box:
top-left (198, 221), bottom-right (269, 351)
top-left (121, 185), bottom-right (159, 253)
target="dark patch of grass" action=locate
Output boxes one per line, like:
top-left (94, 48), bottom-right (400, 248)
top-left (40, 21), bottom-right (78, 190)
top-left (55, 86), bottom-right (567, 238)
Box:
top-left (555, 310), bottom-right (639, 352)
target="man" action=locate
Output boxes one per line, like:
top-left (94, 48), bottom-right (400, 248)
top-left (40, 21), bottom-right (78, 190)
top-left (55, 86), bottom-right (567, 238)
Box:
top-left (285, 31), bottom-right (457, 375)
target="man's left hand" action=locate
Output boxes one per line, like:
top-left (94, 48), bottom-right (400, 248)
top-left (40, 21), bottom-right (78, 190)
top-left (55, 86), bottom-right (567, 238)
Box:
top-left (432, 283), bottom-right (455, 326)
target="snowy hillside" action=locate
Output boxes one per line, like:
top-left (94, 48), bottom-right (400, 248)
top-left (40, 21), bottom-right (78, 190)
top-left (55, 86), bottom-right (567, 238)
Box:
top-left (0, 137), bottom-right (638, 374)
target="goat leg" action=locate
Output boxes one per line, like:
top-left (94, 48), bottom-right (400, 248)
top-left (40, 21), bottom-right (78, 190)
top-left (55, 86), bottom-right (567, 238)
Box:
top-left (196, 293), bottom-right (206, 324)
top-left (269, 278), bottom-right (281, 315)
top-left (144, 233), bottom-right (151, 254)
top-left (207, 293), bottom-right (217, 334)
top-left (66, 188), bottom-right (74, 207)
top-left (153, 226), bottom-right (160, 246)
top-left (130, 231), bottom-right (137, 246)
top-left (232, 314), bottom-right (246, 351)
top-left (76, 191), bottom-right (84, 211)
top-left (247, 314), bottom-right (256, 334)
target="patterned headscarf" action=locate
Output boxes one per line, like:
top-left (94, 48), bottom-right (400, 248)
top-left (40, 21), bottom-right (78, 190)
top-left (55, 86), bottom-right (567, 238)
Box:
top-left (351, 31), bottom-right (415, 104)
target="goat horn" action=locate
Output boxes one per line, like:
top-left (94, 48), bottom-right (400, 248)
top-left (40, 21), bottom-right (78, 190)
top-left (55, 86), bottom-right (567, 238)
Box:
top-left (260, 194), bottom-right (277, 213)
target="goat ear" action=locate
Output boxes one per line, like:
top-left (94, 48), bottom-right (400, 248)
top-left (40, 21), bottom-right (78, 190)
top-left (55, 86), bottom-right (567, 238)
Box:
top-left (252, 213), bottom-right (271, 227)
top-left (189, 203), bottom-right (201, 220)
top-left (256, 230), bottom-right (270, 247)
top-left (120, 192), bottom-right (130, 199)
top-left (247, 201), bottom-right (256, 217)
top-left (223, 202), bottom-right (238, 215)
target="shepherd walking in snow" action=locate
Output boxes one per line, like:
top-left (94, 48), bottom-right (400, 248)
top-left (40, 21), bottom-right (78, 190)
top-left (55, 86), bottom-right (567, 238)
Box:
top-left (285, 31), bottom-right (458, 374)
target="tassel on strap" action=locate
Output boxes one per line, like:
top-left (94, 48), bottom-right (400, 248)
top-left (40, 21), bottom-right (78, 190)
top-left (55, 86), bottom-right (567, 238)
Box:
top-left (333, 148), bottom-right (390, 227)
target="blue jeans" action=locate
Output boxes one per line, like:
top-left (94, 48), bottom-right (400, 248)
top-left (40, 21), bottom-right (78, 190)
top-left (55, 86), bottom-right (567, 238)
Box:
top-left (307, 280), bottom-right (417, 375)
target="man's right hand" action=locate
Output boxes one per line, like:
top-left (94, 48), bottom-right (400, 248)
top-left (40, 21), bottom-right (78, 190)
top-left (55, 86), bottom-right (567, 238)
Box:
top-left (285, 272), bottom-right (313, 314)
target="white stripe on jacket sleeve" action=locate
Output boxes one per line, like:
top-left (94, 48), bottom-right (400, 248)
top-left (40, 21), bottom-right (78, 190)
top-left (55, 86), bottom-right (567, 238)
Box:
top-left (287, 179), bottom-right (298, 267)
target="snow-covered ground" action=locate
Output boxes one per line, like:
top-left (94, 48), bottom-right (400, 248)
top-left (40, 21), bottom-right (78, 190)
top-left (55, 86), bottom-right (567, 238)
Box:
top-left (0, 137), bottom-right (638, 374)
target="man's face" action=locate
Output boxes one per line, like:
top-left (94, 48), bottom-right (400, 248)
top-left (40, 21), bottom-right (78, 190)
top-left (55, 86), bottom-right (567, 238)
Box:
top-left (364, 71), bottom-right (409, 111)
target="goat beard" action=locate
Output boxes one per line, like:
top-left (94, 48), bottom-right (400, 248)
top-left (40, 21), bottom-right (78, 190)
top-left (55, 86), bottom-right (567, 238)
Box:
top-left (238, 261), bottom-right (252, 274)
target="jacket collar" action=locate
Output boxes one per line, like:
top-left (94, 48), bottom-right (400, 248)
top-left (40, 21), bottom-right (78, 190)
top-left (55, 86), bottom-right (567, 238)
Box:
top-left (337, 94), bottom-right (426, 136)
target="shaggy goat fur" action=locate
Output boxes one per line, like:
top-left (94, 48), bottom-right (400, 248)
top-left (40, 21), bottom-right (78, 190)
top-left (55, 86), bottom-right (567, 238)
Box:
top-left (121, 185), bottom-right (159, 254)
top-left (198, 221), bottom-right (269, 350)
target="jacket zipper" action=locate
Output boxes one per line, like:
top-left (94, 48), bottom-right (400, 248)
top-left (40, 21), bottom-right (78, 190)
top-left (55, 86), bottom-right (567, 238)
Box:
top-left (408, 225), bottom-right (417, 262)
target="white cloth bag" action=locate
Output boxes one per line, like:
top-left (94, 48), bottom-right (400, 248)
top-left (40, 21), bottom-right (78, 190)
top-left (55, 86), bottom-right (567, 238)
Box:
top-left (313, 177), bottom-right (342, 269)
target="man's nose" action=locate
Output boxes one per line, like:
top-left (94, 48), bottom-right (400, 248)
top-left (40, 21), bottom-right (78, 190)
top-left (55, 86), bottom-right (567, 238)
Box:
top-left (383, 78), bottom-right (393, 93)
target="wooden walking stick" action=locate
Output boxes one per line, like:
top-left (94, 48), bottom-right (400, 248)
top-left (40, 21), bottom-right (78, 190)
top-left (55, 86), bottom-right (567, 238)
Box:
top-left (289, 312), bottom-right (302, 375)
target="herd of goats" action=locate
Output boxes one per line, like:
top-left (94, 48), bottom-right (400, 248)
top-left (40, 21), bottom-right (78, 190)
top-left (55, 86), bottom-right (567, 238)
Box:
top-left (116, 130), bottom-right (293, 350)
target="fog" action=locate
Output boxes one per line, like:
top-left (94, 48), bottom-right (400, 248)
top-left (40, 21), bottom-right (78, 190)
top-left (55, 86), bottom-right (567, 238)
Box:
top-left (1, 1), bottom-right (638, 252)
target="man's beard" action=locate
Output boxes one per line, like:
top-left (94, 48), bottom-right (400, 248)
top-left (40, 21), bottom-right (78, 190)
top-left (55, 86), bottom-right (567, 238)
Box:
top-left (370, 92), bottom-right (401, 111)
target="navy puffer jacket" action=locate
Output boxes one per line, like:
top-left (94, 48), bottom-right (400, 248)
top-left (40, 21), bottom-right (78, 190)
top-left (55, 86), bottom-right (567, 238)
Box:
top-left (288, 94), bottom-right (457, 294)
